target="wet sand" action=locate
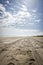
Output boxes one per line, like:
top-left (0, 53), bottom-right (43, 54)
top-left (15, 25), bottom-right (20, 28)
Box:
top-left (0, 37), bottom-right (43, 65)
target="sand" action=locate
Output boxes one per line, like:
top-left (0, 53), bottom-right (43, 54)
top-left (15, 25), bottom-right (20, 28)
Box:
top-left (0, 37), bottom-right (43, 65)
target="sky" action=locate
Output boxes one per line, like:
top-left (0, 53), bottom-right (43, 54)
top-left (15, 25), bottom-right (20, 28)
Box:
top-left (0, 0), bottom-right (43, 36)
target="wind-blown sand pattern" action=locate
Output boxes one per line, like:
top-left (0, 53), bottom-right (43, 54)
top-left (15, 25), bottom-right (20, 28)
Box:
top-left (0, 37), bottom-right (43, 65)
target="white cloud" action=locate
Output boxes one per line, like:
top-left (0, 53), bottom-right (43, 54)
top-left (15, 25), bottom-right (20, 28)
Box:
top-left (0, 4), bottom-right (5, 12)
top-left (0, 2), bottom-right (41, 28)
top-left (35, 19), bottom-right (41, 23)
top-left (1, 28), bottom-right (43, 36)
top-left (32, 10), bottom-right (37, 13)
top-left (20, 4), bottom-right (27, 11)
top-left (6, 0), bottom-right (10, 4)
top-left (17, 11), bottom-right (31, 18)
top-left (0, 4), bottom-right (16, 26)
top-left (0, 1), bottom-right (42, 36)
top-left (0, 3), bottom-right (32, 27)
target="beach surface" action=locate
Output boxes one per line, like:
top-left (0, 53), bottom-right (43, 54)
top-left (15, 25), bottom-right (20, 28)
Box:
top-left (0, 37), bottom-right (43, 65)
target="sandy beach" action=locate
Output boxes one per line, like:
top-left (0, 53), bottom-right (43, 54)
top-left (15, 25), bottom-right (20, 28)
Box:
top-left (0, 37), bottom-right (43, 65)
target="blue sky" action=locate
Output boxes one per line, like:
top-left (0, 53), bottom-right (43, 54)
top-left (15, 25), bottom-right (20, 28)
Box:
top-left (0, 0), bottom-right (43, 36)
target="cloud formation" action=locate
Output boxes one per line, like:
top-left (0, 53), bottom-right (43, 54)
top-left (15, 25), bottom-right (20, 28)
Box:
top-left (0, 3), bottom-right (31, 27)
top-left (0, 0), bottom-right (43, 36)
top-left (0, 3), bottom-right (41, 27)
top-left (1, 28), bottom-right (43, 36)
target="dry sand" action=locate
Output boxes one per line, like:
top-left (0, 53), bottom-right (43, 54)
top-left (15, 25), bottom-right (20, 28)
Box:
top-left (0, 37), bottom-right (43, 65)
